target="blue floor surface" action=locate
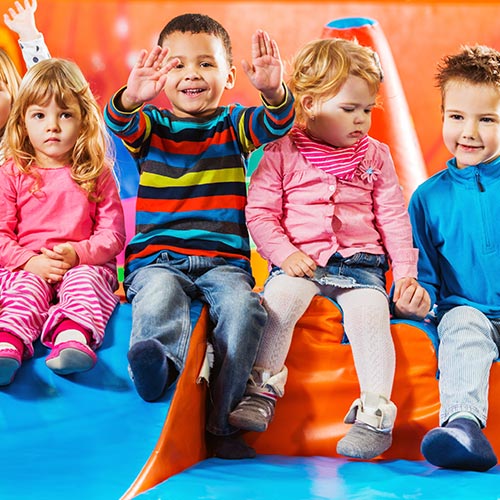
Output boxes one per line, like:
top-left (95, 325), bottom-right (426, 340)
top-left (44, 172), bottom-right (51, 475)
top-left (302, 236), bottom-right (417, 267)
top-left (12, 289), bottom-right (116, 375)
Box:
top-left (137, 455), bottom-right (500, 500)
top-left (2, 302), bottom-right (499, 500)
top-left (0, 304), bottom-right (171, 500)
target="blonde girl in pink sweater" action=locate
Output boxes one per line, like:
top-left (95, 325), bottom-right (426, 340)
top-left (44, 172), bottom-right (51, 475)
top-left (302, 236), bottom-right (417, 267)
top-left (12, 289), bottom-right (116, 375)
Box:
top-left (0, 59), bottom-right (125, 385)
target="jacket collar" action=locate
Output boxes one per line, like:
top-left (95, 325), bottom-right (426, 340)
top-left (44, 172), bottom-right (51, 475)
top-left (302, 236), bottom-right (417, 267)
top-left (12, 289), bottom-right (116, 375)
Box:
top-left (446, 155), bottom-right (500, 185)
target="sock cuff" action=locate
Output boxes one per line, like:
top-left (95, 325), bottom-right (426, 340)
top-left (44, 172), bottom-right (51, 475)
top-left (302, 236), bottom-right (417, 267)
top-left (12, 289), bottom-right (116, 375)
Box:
top-left (51, 319), bottom-right (92, 345)
top-left (448, 411), bottom-right (481, 427)
top-left (246, 385), bottom-right (278, 401)
top-left (0, 330), bottom-right (24, 355)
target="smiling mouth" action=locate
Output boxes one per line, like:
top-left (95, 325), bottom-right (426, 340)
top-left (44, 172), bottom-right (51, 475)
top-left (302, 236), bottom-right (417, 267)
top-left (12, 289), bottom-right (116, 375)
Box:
top-left (181, 88), bottom-right (205, 96)
top-left (458, 143), bottom-right (481, 150)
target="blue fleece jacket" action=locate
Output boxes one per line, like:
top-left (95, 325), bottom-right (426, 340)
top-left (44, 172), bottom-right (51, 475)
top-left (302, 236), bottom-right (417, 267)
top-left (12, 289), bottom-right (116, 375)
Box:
top-left (409, 155), bottom-right (500, 319)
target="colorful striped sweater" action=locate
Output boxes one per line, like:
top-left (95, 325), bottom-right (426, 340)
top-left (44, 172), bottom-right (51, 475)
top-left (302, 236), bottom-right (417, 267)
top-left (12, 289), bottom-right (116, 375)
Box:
top-left (104, 87), bottom-right (294, 276)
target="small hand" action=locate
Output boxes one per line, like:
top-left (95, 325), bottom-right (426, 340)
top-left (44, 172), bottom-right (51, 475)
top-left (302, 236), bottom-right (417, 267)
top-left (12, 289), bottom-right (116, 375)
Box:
top-left (120, 46), bottom-right (180, 110)
top-left (393, 277), bottom-right (431, 320)
top-left (4, 0), bottom-right (40, 42)
top-left (242, 30), bottom-right (285, 106)
top-left (23, 253), bottom-right (71, 284)
top-left (42, 242), bottom-right (79, 268)
top-left (281, 251), bottom-right (317, 278)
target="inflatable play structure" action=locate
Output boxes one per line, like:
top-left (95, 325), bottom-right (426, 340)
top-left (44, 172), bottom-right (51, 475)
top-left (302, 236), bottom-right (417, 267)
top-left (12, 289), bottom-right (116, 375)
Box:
top-left (1, 6), bottom-right (500, 500)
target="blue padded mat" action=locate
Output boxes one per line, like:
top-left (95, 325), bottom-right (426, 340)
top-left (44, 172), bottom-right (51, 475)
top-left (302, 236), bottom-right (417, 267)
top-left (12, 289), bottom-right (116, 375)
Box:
top-left (137, 455), bottom-right (500, 500)
top-left (2, 301), bottom-right (499, 500)
top-left (0, 303), bottom-right (171, 500)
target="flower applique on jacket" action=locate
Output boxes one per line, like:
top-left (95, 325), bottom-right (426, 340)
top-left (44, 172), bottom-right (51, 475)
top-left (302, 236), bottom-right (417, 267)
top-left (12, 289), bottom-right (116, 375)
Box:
top-left (356, 160), bottom-right (382, 183)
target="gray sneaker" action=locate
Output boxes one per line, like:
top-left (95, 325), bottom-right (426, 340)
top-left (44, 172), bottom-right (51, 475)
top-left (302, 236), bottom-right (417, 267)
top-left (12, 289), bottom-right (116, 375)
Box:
top-left (229, 394), bottom-right (276, 432)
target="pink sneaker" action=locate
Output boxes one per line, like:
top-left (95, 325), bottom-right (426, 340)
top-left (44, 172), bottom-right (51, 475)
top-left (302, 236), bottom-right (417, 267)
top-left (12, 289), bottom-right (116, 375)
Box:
top-left (46, 341), bottom-right (97, 375)
top-left (0, 347), bottom-right (22, 386)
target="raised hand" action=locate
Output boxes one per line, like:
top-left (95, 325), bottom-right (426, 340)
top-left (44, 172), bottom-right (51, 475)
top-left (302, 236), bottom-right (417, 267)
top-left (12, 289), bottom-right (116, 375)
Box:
top-left (120, 46), bottom-right (180, 110)
top-left (242, 30), bottom-right (285, 106)
top-left (3, 0), bottom-right (40, 42)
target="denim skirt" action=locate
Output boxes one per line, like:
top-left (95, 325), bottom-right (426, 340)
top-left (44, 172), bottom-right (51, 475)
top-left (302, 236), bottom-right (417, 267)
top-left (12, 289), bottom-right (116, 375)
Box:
top-left (268, 251), bottom-right (389, 297)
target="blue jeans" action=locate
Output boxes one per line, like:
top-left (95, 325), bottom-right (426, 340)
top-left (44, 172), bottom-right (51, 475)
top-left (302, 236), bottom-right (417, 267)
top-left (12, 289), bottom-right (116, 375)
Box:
top-left (437, 305), bottom-right (500, 427)
top-left (124, 253), bottom-right (267, 435)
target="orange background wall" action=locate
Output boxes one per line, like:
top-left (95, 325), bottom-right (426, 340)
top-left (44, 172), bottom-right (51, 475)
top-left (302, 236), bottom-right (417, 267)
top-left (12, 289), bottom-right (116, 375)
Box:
top-left (1, 0), bottom-right (499, 179)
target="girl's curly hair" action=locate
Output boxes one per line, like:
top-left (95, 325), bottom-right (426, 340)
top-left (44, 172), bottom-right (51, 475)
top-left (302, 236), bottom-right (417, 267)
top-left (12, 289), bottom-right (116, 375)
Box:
top-left (288, 38), bottom-right (383, 127)
top-left (0, 48), bottom-right (21, 138)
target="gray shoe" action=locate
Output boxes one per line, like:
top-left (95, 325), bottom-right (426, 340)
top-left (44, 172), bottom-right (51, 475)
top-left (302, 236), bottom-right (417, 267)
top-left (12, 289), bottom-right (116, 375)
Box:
top-left (337, 421), bottom-right (392, 459)
top-left (229, 394), bottom-right (276, 432)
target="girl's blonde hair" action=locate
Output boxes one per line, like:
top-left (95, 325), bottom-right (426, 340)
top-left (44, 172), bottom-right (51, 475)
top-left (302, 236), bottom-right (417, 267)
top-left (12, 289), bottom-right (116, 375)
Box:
top-left (2, 58), bottom-right (115, 200)
top-left (288, 38), bottom-right (384, 126)
top-left (0, 48), bottom-right (22, 137)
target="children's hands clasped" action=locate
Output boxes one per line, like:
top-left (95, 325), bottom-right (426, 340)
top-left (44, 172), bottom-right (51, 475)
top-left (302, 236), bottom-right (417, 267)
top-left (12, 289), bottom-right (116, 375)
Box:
top-left (392, 277), bottom-right (431, 320)
top-left (24, 243), bottom-right (78, 284)
top-left (120, 46), bottom-right (180, 110)
top-left (242, 30), bottom-right (285, 106)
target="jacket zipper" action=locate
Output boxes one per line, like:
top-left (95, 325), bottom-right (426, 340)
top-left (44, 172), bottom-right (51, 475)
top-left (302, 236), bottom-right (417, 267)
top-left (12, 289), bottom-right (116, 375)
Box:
top-left (475, 169), bottom-right (485, 192)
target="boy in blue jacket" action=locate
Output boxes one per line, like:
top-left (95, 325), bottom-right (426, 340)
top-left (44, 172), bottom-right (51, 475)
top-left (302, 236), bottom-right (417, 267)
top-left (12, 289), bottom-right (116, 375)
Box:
top-left (409, 44), bottom-right (500, 472)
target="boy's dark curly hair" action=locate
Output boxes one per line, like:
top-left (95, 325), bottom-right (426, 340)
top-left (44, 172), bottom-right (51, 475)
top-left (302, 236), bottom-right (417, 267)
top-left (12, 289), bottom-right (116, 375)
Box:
top-left (436, 44), bottom-right (500, 102)
top-left (157, 13), bottom-right (233, 66)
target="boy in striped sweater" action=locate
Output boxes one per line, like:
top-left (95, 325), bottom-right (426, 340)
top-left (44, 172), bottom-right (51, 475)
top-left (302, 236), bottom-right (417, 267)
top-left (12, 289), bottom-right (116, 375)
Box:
top-left (104, 13), bottom-right (294, 459)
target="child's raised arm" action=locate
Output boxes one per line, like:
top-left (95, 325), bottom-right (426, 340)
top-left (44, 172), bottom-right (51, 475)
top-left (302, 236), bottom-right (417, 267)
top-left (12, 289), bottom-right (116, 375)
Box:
top-left (4, 0), bottom-right (50, 69)
top-left (4, 0), bottom-right (42, 43)
top-left (119, 46), bottom-right (179, 111)
top-left (242, 29), bottom-right (286, 106)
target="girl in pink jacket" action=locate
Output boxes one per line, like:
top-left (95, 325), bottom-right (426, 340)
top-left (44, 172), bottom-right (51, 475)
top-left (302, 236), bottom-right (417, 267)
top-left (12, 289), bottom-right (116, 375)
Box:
top-left (229, 38), bottom-right (430, 459)
top-left (0, 59), bottom-right (125, 385)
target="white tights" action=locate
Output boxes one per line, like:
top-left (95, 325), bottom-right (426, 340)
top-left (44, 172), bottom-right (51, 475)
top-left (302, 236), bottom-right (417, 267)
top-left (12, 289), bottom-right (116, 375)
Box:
top-left (254, 274), bottom-right (395, 400)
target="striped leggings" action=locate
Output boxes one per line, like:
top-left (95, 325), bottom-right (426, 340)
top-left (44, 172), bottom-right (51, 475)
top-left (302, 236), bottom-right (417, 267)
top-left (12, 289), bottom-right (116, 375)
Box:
top-left (437, 305), bottom-right (500, 426)
top-left (0, 265), bottom-right (119, 358)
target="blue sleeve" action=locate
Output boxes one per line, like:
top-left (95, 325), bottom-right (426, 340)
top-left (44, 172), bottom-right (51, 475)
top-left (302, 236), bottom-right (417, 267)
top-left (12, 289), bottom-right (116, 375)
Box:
top-left (408, 189), bottom-right (440, 307)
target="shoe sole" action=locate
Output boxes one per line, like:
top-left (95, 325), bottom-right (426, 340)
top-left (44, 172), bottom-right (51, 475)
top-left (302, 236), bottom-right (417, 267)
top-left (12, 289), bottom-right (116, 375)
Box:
top-left (46, 347), bottom-right (95, 375)
top-left (0, 358), bottom-right (20, 386)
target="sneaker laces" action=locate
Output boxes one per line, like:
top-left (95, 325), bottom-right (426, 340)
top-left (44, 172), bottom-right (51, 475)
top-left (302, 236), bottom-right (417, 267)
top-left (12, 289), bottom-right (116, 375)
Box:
top-left (239, 393), bottom-right (276, 419)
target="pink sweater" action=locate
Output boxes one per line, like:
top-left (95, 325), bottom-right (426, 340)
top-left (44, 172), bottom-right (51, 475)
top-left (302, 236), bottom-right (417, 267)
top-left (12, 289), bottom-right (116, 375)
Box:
top-left (0, 159), bottom-right (126, 272)
top-left (246, 134), bottom-right (418, 282)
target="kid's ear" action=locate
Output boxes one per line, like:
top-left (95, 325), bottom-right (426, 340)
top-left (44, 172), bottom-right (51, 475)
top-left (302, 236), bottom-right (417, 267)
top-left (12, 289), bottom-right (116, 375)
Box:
top-left (301, 94), bottom-right (316, 118)
top-left (225, 65), bottom-right (236, 90)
